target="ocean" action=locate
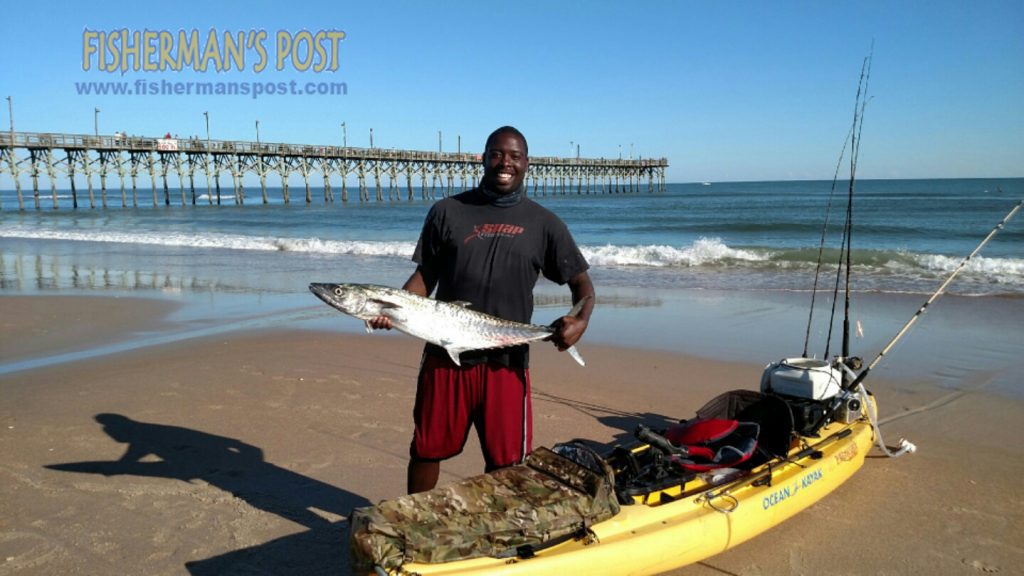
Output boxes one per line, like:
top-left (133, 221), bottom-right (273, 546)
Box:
top-left (1, 178), bottom-right (1022, 392)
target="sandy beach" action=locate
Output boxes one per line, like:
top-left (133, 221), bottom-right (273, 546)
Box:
top-left (1, 295), bottom-right (1022, 575)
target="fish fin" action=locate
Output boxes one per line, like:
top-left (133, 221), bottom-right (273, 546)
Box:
top-left (445, 348), bottom-right (463, 367)
top-left (369, 298), bottom-right (401, 310)
top-left (548, 295), bottom-right (593, 328)
top-left (546, 295), bottom-right (593, 329)
top-left (566, 345), bottom-right (586, 367)
top-left (566, 295), bottom-right (592, 318)
top-left (363, 320), bottom-right (374, 334)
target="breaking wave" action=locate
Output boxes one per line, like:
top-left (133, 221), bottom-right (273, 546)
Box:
top-left (581, 237), bottom-right (767, 267)
top-left (0, 227), bottom-right (416, 258)
top-left (2, 227), bottom-right (1021, 292)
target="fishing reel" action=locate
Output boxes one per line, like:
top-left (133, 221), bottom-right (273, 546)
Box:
top-left (838, 356), bottom-right (863, 372)
top-left (831, 356), bottom-right (864, 424)
top-left (834, 393), bottom-right (863, 424)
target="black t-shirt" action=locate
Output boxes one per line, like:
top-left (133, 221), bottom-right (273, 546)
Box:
top-left (413, 187), bottom-right (589, 367)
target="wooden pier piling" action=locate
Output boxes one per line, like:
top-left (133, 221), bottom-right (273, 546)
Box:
top-left (0, 132), bottom-right (668, 209)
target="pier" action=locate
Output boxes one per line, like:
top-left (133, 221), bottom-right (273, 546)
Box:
top-left (0, 132), bottom-right (668, 210)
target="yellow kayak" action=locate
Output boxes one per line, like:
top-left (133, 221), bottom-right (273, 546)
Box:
top-left (351, 385), bottom-right (880, 576)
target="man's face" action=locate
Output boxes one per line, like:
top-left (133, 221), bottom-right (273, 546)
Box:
top-left (482, 132), bottom-right (528, 194)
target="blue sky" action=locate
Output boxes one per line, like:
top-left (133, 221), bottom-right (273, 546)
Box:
top-left (1, 0), bottom-right (1021, 184)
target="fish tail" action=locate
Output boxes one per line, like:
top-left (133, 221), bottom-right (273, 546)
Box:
top-left (446, 348), bottom-right (463, 367)
top-left (567, 345), bottom-right (585, 367)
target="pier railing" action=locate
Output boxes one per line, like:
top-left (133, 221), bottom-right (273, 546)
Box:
top-left (0, 131), bottom-right (668, 210)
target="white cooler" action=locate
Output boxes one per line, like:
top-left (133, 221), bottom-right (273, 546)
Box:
top-left (760, 357), bottom-right (843, 400)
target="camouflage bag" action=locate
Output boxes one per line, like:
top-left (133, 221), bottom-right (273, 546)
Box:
top-left (349, 444), bottom-right (620, 573)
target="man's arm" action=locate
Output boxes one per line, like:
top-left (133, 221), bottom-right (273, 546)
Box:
top-left (401, 265), bottom-right (435, 297)
top-left (551, 270), bottom-right (595, 351)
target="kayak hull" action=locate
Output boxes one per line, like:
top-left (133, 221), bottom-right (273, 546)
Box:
top-left (367, 401), bottom-right (874, 576)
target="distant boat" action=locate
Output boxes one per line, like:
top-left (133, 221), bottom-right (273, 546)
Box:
top-left (701, 182), bottom-right (711, 186)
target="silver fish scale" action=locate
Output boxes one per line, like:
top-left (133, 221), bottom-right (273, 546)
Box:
top-left (309, 283), bottom-right (585, 367)
top-left (366, 285), bottom-right (553, 349)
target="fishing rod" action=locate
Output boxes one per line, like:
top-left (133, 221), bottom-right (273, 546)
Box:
top-left (846, 198), bottom-right (1023, 391)
top-left (842, 50), bottom-right (872, 361)
top-left (822, 50), bottom-right (872, 362)
top-left (802, 50), bottom-right (874, 358)
top-left (812, 199), bottom-right (1021, 454)
top-left (802, 115), bottom-right (854, 358)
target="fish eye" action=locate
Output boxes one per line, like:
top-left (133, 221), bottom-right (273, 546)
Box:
top-left (334, 288), bottom-right (343, 296)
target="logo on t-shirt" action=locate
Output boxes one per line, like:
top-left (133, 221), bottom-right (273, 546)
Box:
top-left (464, 223), bottom-right (525, 244)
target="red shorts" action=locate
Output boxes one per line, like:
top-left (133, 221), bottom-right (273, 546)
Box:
top-left (410, 354), bottom-right (532, 470)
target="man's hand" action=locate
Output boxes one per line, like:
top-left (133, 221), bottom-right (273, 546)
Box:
top-left (364, 266), bottom-right (435, 332)
top-left (549, 270), bottom-right (595, 352)
top-left (365, 316), bottom-right (393, 331)
top-left (550, 315), bottom-right (588, 351)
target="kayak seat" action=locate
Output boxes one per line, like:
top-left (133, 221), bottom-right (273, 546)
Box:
top-left (664, 418), bottom-right (760, 471)
top-left (693, 390), bottom-right (796, 465)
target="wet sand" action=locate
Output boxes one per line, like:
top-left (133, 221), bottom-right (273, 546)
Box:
top-left (1, 295), bottom-right (1022, 575)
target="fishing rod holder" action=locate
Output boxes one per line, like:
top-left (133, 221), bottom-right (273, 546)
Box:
top-left (833, 393), bottom-right (864, 425)
top-left (760, 357), bottom-right (866, 434)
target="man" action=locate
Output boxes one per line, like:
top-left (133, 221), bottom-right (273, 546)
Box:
top-left (371, 126), bottom-right (595, 493)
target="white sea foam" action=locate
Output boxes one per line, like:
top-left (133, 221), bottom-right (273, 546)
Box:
top-left (908, 253), bottom-right (1024, 285)
top-left (0, 227), bottom-right (417, 258)
top-left (2, 227), bottom-right (1021, 291)
top-left (913, 252), bottom-right (1024, 274)
top-left (270, 237), bottom-right (413, 257)
top-left (581, 237), bottom-right (768, 267)
top-left (2, 228), bottom-right (763, 267)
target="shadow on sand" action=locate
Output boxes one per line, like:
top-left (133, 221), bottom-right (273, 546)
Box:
top-left (46, 413), bottom-right (371, 574)
top-left (534, 388), bottom-right (684, 449)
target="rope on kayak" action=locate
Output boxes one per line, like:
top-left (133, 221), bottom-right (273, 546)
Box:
top-left (835, 362), bottom-right (915, 458)
top-left (859, 383), bottom-right (916, 458)
top-left (706, 493), bottom-right (738, 514)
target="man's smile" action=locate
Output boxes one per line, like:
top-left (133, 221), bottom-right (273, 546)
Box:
top-left (495, 170), bottom-right (515, 184)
